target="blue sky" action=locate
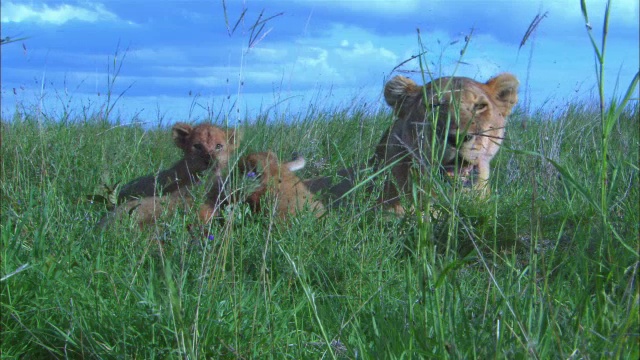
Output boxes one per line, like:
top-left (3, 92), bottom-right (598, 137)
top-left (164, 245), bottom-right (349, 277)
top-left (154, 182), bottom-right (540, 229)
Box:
top-left (1, 0), bottom-right (638, 125)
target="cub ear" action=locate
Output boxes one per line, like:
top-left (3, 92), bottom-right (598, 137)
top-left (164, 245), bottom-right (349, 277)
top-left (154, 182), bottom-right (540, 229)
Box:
top-left (227, 128), bottom-right (243, 146)
top-left (263, 151), bottom-right (280, 167)
top-left (172, 122), bottom-right (193, 150)
top-left (384, 76), bottom-right (421, 109)
top-left (237, 155), bottom-right (253, 174)
top-left (240, 154), bottom-right (265, 176)
top-left (485, 73), bottom-right (519, 117)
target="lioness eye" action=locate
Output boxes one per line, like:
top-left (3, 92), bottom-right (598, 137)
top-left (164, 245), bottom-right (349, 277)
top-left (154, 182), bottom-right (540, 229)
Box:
top-left (474, 103), bottom-right (488, 112)
top-left (215, 144), bottom-right (224, 151)
top-left (193, 144), bottom-right (205, 151)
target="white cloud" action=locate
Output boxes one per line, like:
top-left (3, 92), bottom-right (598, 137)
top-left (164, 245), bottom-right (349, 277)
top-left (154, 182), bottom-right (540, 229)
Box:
top-left (342, 41), bottom-right (397, 64)
top-left (296, 46), bottom-right (329, 68)
top-left (241, 70), bottom-right (287, 85)
top-left (279, 24), bottom-right (406, 84)
top-left (132, 47), bottom-right (190, 64)
top-left (285, 38), bottom-right (400, 86)
top-left (1, 1), bottom-right (118, 25)
top-left (250, 47), bottom-right (288, 61)
top-left (293, 46), bottom-right (342, 83)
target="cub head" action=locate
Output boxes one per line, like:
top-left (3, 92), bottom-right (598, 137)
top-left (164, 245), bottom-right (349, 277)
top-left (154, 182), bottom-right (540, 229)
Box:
top-left (172, 122), bottom-right (242, 171)
top-left (238, 152), bottom-right (305, 179)
top-left (237, 152), bottom-right (280, 208)
top-left (235, 151), bottom-right (307, 214)
top-left (384, 73), bottom-right (519, 174)
top-left (238, 151), bottom-right (278, 177)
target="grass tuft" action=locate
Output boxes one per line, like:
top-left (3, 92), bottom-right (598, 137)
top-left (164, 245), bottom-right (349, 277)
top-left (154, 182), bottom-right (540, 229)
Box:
top-left (1, 3), bottom-right (638, 358)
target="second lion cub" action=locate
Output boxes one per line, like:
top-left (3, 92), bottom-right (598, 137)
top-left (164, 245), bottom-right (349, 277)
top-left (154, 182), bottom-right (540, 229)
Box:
top-left (200, 151), bottom-right (324, 222)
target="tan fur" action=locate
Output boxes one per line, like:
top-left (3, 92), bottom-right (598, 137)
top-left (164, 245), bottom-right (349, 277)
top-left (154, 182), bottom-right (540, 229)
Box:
top-left (376, 73), bottom-right (519, 211)
top-left (99, 122), bottom-right (241, 229)
top-left (117, 122), bottom-right (241, 202)
top-left (98, 189), bottom-right (194, 228)
top-left (200, 152), bottom-right (324, 222)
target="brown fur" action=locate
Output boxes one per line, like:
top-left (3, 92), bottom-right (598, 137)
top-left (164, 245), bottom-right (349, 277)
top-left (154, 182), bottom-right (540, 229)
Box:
top-left (199, 152), bottom-right (324, 222)
top-left (117, 122), bottom-right (241, 202)
top-left (375, 73), bottom-right (519, 212)
top-left (99, 122), bottom-right (241, 229)
top-left (302, 167), bottom-right (359, 208)
top-left (98, 189), bottom-right (194, 228)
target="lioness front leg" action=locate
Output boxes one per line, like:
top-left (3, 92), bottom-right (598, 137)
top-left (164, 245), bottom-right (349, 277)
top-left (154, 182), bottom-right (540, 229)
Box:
top-left (475, 160), bottom-right (491, 197)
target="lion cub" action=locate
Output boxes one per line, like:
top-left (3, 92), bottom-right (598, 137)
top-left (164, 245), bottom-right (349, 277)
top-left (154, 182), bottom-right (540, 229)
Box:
top-left (117, 122), bottom-right (241, 202)
top-left (199, 152), bottom-right (324, 222)
top-left (99, 122), bottom-right (241, 228)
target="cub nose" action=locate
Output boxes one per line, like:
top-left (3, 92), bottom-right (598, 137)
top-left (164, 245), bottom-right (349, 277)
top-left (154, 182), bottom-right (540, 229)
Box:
top-left (447, 133), bottom-right (473, 146)
top-left (193, 143), bottom-right (206, 152)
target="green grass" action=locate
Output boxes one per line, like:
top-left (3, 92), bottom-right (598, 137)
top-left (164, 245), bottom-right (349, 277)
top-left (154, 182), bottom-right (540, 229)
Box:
top-left (2, 2), bottom-right (639, 357)
top-left (1, 95), bottom-right (638, 358)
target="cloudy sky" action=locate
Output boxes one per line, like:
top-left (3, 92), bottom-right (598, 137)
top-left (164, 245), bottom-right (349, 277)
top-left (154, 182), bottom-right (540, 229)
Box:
top-left (1, 0), bottom-right (638, 125)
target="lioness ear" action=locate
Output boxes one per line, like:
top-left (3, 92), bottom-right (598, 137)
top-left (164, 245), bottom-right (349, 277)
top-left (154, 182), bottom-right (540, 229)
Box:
top-left (172, 122), bottom-right (193, 150)
top-left (485, 73), bottom-right (519, 117)
top-left (384, 76), bottom-right (421, 108)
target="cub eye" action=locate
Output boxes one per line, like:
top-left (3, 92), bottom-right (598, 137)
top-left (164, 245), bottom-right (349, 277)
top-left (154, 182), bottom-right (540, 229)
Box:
top-left (215, 144), bottom-right (224, 151)
top-left (193, 143), bottom-right (205, 151)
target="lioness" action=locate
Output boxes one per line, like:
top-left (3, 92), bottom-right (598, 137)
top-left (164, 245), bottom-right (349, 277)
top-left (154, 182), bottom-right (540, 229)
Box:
top-left (376, 73), bottom-right (519, 211)
top-left (117, 122), bottom-right (241, 202)
top-left (199, 152), bottom-right (324, 222)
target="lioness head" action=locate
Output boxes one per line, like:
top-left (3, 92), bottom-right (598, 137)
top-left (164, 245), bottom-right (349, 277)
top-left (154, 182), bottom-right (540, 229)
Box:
top-left (172, 122), bottom-right (242, 172)
top-left (379, 73), bottom-right (519, 204)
